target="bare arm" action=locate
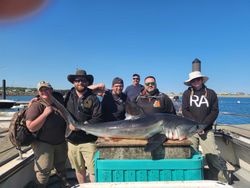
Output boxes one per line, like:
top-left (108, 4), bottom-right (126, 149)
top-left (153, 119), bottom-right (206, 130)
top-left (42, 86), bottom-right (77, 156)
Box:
top-left (88, 83), bottom-right (106, 96)
top-left (26, 106), bottom-right (53, 132)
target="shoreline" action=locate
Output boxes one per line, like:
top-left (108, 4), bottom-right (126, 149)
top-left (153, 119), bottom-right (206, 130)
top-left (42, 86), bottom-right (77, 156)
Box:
top-left (167, 94), bottom-right (250, 98)
top-left (217, 95), bottom-right (250, 98)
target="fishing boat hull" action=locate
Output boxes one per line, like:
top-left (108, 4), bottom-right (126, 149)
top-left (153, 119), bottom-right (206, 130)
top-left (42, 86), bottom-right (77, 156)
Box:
top-left (0, 100), bottom-right (16, 109)
top-left (0, 150), bottom-right (35, 188)
top-left (215, 124), bottom-right (250, 187)
top-left (76, 181), bottom-right (232, 188)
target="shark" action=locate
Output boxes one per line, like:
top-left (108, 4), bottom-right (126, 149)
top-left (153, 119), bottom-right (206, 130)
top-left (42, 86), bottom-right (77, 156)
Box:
top-left (51, 96), bottom-right (207, 151)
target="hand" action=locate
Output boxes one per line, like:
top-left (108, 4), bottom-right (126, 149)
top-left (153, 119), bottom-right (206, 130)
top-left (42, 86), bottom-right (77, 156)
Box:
top-left (68, 123), bottom-right (77, 131)
top-left (43, 106), bottom-right (53, 117)
top-left (28, 97), bottom-right (38, 107)
top-left (197, 129), bottom-right (205, 135)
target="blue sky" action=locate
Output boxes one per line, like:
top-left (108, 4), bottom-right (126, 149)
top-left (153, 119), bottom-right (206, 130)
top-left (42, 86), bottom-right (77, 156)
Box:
top-left (0, 0), bottom-right (250, 94)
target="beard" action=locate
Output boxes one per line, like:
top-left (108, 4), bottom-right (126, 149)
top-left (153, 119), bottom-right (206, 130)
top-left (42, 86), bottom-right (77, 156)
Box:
top-left (146, 88), bottom-right (157, 96)
top-left (75, 85), bottom-right (85, 92)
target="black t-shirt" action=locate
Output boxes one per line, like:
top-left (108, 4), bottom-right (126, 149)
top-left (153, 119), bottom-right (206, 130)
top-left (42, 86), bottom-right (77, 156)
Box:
top-left (102, 90), bottom-right (127, 122)
top-left (65, 88), bottom-right (103, 144)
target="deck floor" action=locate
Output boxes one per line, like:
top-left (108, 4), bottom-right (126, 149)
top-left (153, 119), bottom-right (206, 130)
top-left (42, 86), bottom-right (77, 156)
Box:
top-left (0, 128), bottom-right (22, 164)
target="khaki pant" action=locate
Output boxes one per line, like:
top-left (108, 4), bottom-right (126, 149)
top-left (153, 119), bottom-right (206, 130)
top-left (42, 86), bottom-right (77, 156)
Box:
top-left (68, 142), bottom-right (96, 175)
top-left (189, 131), bottom-right (228, 181)
top-left (32, 141), bottom-right (67, 185)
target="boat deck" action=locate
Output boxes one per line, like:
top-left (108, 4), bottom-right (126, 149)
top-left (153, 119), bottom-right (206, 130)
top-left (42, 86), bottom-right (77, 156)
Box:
top-left (0, 128), bottom-right (30, 166)
top-left (217, 124), bottom-right (250, 138)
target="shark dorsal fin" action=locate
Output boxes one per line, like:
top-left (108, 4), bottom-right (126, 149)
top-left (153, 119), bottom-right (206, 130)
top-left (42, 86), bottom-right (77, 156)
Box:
top-left (125, 101), bottom-right (146, 116)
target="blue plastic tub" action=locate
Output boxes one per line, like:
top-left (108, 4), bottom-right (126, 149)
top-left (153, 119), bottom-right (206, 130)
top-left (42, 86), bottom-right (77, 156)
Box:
top-left (95, 151), bottom-right (204, 182)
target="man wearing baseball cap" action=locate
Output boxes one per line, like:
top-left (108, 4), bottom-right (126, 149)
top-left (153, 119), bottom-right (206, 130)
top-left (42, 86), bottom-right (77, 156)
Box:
top-left (26, 81), bottom-right (70, 187)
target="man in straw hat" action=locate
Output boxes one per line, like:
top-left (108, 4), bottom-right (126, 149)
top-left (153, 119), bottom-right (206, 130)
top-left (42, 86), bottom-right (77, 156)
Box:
top-left (182, 59), bottom-right (230, 183)
top-left (65, 69), bottom-right (102, 183)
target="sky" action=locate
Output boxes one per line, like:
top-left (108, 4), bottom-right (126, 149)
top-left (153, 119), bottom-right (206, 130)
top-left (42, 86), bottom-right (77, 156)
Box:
top-left (0, 0), bottom-right (250, 94)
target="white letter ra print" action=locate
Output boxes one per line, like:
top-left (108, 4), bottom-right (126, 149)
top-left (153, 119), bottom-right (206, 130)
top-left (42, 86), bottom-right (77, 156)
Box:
top-left (190, 95), bottom-right (209, 107)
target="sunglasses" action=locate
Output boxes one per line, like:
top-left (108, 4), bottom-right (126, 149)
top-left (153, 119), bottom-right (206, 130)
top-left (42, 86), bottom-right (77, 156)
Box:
top-left (74, 78), bottom-right (87, 83)
top-left (39, 87), bottom-right (50, 92)
top-left (145, 82), bottom-right (156, 86)
top-left (133, 77), bottom-right (140, 80)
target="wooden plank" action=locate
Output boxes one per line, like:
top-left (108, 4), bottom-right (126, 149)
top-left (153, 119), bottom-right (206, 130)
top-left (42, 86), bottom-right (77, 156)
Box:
top-left (96, 138), bottom-right (192, 147)
top-left (96, 138), bottom-right (192, 159)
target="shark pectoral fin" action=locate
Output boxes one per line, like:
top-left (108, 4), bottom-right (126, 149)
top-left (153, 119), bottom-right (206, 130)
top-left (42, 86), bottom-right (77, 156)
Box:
top-left (144, 134), bottom-right (167, 152)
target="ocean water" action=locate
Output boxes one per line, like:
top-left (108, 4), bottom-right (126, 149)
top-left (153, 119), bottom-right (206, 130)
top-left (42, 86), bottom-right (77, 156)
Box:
top-left (6, 95), bottom-right (34, 102)
top-left (217, 97), bottom-right (250, 125)
top-left (5, 96), bottom-right (250, 125)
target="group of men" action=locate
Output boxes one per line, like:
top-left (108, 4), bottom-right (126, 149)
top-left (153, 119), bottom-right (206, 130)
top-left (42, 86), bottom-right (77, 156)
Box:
top-left (25, 58), bottom-right (229, 187)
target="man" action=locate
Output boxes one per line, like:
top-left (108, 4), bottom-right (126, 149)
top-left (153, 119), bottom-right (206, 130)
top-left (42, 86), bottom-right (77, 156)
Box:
top-left (136, 76), bottom-right (176, 115)
top-left (182, 59), bottom-right (229, 183)
top-left (124, 73), bottom-right (144, 102)
top-left (172, 95), bottom-right (182, 115)
top-left (26, 81), bottom-right (69, 187)
top-left (65, 69), bottom-right (102, 183)
top-left (102, 77), bottom-right (127, 121)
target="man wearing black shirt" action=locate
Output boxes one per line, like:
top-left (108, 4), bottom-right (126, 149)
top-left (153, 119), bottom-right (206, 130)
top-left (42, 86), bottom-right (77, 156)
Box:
top-left (66, 69), bottom-right (102, 184)
top-left (182, 59), bottom-right (229, 183)
top-left (102, 77), bottom-right (127, 121)
top-left (136, 76), bottom-right (176, 115)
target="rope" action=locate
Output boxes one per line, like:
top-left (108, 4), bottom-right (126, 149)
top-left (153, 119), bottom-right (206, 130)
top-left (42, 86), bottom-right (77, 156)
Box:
top-left (220, 112), bottom-right (250, 118)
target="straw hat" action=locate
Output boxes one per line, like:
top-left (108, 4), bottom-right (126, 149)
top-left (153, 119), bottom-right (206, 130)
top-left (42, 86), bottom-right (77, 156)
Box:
top-left (184, 71), bottom-right (209, 86)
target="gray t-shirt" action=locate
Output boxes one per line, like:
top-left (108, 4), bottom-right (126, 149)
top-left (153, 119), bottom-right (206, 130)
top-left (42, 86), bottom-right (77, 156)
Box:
top-left (125, 84), bottom-right (144, 102)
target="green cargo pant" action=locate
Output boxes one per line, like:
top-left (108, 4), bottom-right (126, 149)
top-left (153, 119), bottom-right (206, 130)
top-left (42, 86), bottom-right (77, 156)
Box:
top-left (32, 141), bottom-right (67, 186)
top-left (189, 130), bottom-right (228, 182)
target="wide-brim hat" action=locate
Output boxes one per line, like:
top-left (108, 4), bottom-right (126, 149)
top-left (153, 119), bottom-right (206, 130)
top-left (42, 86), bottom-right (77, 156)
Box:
top-left (67, 69), bottom-right (94, 85)
top-left (184, 71), bottom-right (209, 86)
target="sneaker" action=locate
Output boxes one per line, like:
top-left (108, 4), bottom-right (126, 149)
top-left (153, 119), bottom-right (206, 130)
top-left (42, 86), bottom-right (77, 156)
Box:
top-left (60, 176), bottom-right (72, 188)
top-left (218, 170), bottom-right (232, 185)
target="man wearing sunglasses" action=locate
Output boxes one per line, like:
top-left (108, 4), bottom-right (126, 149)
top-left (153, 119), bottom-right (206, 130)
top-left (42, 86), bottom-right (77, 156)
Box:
top-left (135, 76), bottom-right (176, 115)
top-left (65, 69), bottom-right (102, 184)
top-left (124, 73), bottom-right (144, 102)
